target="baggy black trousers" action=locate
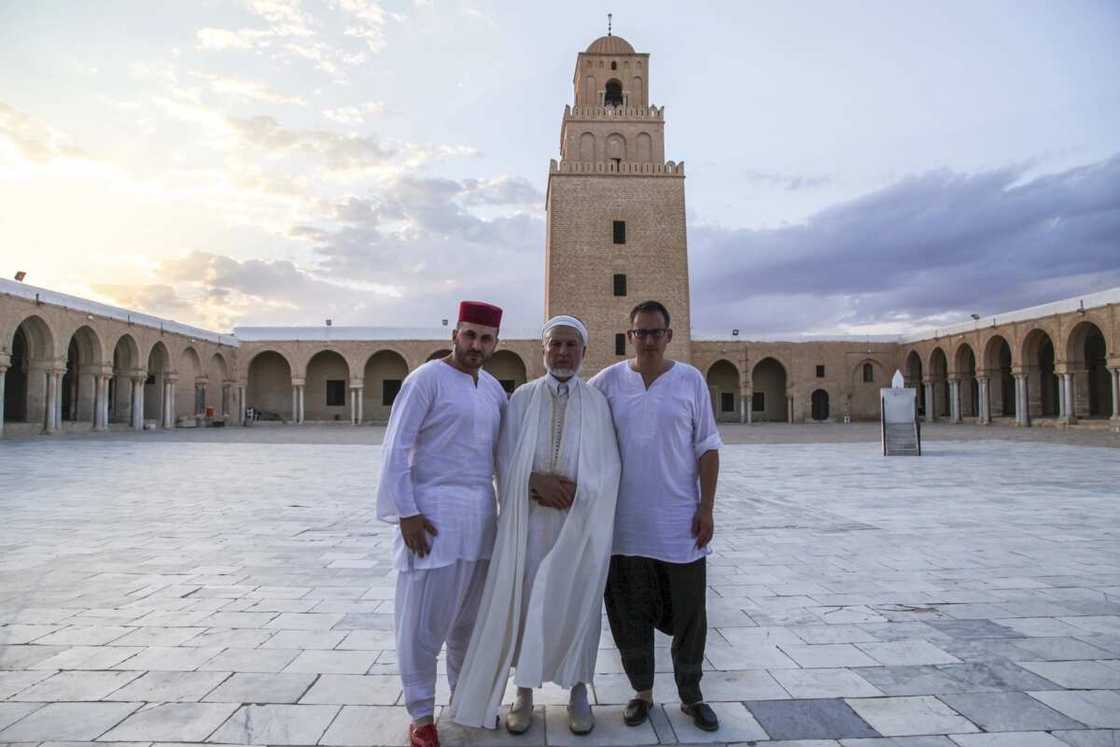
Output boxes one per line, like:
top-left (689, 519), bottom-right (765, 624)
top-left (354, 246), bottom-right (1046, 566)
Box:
top-left (604, 555), bottom-right (706, 705)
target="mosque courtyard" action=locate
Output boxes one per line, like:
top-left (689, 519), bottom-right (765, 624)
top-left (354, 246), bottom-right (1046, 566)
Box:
top-left (1, 425), bottom-right (1119, 746)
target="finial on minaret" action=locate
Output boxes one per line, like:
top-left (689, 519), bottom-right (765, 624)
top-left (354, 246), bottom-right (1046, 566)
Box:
top-left (607, 12), bottom-right (612, 35)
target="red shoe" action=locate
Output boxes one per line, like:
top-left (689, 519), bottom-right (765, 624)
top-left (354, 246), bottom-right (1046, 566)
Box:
top-left (409, 722), bottom-right (439, 747)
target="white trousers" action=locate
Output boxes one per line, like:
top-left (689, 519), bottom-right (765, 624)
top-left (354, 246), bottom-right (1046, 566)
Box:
top-left (395, 559), bottom-right (488, 719)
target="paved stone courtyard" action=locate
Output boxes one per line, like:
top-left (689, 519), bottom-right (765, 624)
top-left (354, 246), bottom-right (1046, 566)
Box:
top-left (1, 428), bottom-right (1119, 745)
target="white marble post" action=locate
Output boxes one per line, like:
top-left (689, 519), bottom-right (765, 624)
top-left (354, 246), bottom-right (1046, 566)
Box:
top-left (924, 382), bottom-right (935, 422)
top-left (43, 369), bottom-right (59, 434)
top-left (291, 385), bottom-right (299, 423)
top-left (349, 390), bottom-right (357, 424)
top-left (1111, 368), bottom-right (1120, 421)
top-left (238, 385), bottom-right (246, 425)
top-left (298, 385), bottom-right (305, 424)
top-left (357, 390), bottom-right (364, 424)
top-left (977, 376), bottom-right (990, 424)
top-left (949, 379), bottom-right (961, 423)
top-left (0, 365), bottom-right (6, 438)
top-left (130, 375), bottom-right (144, 430)
top-left (1015, 374), bottom-right (1030, 427)
top-left (1062, 373), bottom-right (1075, 424)
top-left (94, 375), bottom-right (109, 431)
top-left (745, 389), bottom-right (753, 424)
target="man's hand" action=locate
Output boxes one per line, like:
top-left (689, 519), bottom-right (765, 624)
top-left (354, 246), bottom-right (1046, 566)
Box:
top-left (691, 506), bottom-right (714, 549)
top-left (529, 472), bottom-right (576, 510)
top-left (400, 514), bottom-right (438, 557)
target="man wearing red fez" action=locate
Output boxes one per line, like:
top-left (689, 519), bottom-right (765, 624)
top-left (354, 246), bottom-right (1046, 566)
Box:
top-left (377, 300), bottom-right (507, 747)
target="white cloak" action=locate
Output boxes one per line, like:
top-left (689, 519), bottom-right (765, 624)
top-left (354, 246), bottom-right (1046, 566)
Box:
top-left (449, 375), bottom-right (621, 728)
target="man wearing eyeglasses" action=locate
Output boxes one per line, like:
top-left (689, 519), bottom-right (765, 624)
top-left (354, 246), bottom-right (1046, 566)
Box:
top-left (589, 300), bottom-right (723, 733)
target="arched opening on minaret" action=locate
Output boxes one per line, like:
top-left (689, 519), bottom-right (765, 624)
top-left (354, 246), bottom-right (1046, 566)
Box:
top-left (604, 79), bottom-right (623, 107)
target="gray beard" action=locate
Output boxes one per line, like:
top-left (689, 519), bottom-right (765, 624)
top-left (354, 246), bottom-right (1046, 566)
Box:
top-left (547, 365), bottom-right (579, 380)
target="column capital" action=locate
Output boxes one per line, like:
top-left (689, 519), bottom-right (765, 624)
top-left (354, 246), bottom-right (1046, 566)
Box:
top-left (0, 352), bottom-right (10, 368)
top-left (348, 378), bottom-right (364, 389)
top-left (163, 373), bottom-right (179, 384)
top-left (290, 377), bottom-right (306, 387)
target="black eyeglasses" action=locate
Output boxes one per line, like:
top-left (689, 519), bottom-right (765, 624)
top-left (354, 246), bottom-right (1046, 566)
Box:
top-left (628, 328), bottom-right (667, 340)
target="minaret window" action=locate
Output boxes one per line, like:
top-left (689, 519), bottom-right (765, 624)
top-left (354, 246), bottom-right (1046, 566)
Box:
top-left (604, 79), bottom-right (623, 106)
top-left (613, 273), bottom-right (627, 296)
top-left (615, 333), bottom-right (626, 356)
top-left (612, 220), bottom-right (626, 244)
top-left (611, 61), bottom-right (617, 70)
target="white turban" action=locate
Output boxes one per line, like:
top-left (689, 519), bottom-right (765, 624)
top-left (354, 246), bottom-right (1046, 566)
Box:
top-left (542, 315), bottom-right (588, 346)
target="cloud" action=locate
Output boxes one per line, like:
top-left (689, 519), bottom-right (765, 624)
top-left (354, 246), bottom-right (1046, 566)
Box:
top-left (0, 101), bottom-right (87, 163)
top-left (690, 155), bottom-right (1120, 335)
top-left (742, 168), bottom-right (831, 191)
top-left (323, 106), bottom-right (365, 126)
top-left (195, 0), bottom-right (397, 78)
top-left (192, 72), bottom-right (306, 106)
top-left (228, 114), bottom-right (394, 172)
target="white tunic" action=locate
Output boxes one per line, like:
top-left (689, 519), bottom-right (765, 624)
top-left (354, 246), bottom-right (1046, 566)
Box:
top-left (589, 360), bottom-right (723, 564)
top-left (522, 375), bottom-right (579, 590)
top-left (376, 359), bottom-right (508, 571)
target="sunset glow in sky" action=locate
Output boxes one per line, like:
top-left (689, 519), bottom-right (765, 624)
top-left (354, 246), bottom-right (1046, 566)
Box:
top-left (2, 1), bottom-right (1118, 336)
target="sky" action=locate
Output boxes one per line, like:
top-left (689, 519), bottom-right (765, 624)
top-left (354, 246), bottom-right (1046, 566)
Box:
top-left (1, 0), bottom-right (1118, 337)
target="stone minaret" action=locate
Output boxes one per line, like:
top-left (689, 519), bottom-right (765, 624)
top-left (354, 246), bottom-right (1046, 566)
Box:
top-left (545, 33), bottom-right (691, 375)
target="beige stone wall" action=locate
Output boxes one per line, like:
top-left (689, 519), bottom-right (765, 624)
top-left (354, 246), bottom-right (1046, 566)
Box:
top-left (546, 172), bottom-right (691, 376)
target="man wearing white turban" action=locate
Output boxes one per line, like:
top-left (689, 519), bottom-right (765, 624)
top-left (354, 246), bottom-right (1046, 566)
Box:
top-left (449, 316), bottom-right (621, 736)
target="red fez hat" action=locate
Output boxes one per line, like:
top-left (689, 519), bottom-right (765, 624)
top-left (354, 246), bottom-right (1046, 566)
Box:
top-left (458, 300), bottom-right (503, 328)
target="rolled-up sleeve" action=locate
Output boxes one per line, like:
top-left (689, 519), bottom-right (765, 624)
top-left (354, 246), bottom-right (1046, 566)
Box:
top-left (692, 371), bottom-right (723, 461)
top-left (375, 372), bottom-right (432, 523)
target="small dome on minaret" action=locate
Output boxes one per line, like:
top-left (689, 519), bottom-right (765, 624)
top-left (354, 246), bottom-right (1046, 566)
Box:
top-left (585, 34), bottom-right (635, 54)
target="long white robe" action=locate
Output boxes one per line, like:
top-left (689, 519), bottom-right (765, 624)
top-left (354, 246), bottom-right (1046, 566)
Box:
top-left (449, 375), bottom-right (621, 729)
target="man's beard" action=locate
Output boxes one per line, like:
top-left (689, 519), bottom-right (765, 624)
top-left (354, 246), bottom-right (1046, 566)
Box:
top-left (453, 343), bottom-right (488, 369)
top-left (547, 364), bottom-right (580, 379)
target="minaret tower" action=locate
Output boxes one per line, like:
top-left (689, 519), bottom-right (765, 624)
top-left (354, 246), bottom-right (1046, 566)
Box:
top-left (545, 30), bottom-right (691, 374)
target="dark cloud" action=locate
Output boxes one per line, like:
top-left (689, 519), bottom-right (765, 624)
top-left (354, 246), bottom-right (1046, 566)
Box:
top-left (691, 155), bottom-right (1120, 334)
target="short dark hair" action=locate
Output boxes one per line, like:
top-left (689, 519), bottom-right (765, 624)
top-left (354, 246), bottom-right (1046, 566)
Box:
top-left (629, 300), bottom-right (670, 328)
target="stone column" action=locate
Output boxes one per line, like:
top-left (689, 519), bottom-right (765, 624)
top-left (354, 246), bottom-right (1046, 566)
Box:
top-left (1061, 373), bottom-right (1076, 424)
top-left (43, 368), bottom-right (59, 434)
top-left (238, 384), bottom-right (246, 425)
top-left (128, 375), bottom-right (142, 430)
top-left (1014, 373), bottom-right (1030, 427)
top-left (357, 390), bottom-right (364, 424)
top-left (977, 376), bottom-right (990, 424)
top-left (163, 376), bottom-right (177, 428)
top-left (0, 363), bottom-right (7, 438)
top-left (948, 379), bottom-right (961, 423)
top-left (923, 381), bottom-right (935, 422)
top-left (349, 389), bottom-right (357, 424)
top-left (94, 374), bottom-right (109, 431)
top-left (745, 387), bottom-right (753, 424)
top-left (787, 395), bottom-right (794, 424)
top-left (298, 385), bottom-right (305, 424)
top-left (291, 385), bottom-right (299, 423)
top-left (1111, 368), bottom-right (1120, 421)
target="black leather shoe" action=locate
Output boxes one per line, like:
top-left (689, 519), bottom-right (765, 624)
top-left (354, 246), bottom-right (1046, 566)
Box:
top-left (681, 702), bottom-right (719, 732)
top-left (623, 698), bottom-right (652, 726)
